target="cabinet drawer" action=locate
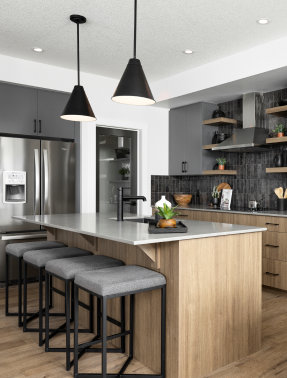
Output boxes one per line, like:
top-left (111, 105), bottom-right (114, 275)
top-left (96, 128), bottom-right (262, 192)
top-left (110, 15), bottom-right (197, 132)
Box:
top-left (176, 209), bottom-right (191, 219)
top-left (262, 231), bottom-right (287, 261)
top-left (260, 216), bottom-right (287, 232)
top-left (262, 258), bottom-right (287, 290)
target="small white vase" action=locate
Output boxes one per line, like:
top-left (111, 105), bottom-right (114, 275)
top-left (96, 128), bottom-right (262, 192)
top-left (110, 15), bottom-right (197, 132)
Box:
top-left (155, 195), bottom-right (171, 208)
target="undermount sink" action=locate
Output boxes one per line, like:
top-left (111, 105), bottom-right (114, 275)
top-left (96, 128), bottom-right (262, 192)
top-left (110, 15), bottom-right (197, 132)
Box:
top-left (126, 217), bottom-right (155, 224)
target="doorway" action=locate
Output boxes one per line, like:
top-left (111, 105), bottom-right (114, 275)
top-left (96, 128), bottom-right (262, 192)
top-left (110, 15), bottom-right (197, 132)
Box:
top-left (96, 126), bottom-right (138, 214)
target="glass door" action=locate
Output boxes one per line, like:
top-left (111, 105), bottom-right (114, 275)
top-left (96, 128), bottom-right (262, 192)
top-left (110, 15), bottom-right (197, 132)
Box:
top-left (96, 127), bottom-right (137, 214)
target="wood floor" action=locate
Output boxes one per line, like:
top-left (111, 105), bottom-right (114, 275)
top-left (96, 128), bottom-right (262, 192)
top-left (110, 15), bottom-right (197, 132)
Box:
top-left (1, 285), bottom-right (287, 377)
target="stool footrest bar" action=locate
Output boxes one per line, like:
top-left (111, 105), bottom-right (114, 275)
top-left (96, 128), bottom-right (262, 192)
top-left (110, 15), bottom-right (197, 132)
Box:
top-left (78, 331), bottom-right (131, 350)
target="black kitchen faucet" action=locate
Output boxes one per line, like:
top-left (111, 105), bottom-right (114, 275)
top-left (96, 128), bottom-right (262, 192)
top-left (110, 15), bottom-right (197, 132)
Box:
top-left (117, 187), bottom-right (146, 221)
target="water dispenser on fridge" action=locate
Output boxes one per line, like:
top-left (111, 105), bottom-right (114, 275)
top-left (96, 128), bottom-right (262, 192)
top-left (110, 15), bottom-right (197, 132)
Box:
top-left (3, 171), bottom-right (26, 203)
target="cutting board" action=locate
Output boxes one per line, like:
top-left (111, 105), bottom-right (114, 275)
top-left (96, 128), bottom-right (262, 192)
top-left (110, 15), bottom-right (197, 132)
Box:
top-left (217, 182), bottom-right (231, 192)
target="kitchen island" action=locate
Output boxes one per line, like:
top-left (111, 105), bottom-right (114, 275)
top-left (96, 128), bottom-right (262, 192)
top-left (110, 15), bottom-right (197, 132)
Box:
top-left (15, 213), bottom-right (265, 378)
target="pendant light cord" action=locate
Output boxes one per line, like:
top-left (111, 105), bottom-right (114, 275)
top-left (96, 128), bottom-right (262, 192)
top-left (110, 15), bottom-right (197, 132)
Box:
top-left (77, 22), bottom-right (80, 85)
top-left (133, 0), bottom-right (137, 58)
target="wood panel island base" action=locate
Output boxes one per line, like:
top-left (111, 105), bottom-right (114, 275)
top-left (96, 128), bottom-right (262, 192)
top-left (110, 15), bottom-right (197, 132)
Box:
top-left (14, 214), bottom-right (265, 378)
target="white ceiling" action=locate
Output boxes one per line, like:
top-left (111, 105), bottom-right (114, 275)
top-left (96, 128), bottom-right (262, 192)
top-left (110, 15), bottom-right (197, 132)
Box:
top-left (156, 67), bottom-right (287, 109)
top-left (1, 0), bottom-right (287, 82)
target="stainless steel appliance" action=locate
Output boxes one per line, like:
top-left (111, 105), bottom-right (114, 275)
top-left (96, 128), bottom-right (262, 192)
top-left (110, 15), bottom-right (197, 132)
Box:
top-left (0, 136), bottom-right (75, 281)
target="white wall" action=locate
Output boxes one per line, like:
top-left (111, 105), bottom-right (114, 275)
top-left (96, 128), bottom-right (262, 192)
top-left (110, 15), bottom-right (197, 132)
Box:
top-left (0, 53), bottom-right (169, 214)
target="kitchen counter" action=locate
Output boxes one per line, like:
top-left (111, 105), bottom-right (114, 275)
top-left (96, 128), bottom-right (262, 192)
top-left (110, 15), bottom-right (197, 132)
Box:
top-left (175, 204), bottom-right (287, 218)
top-left (14, 212), bottom-right (263, 378)
top-left (14, 213), bottom-right (266, 245)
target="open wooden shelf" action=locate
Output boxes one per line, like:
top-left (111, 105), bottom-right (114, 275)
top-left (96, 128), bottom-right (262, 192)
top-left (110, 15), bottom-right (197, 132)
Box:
top-left (203, 117), bottom-right (237, 126)
top-left (266, 167), bottom-right (287, 173)
top-left (266, 136), bottom-right (287, 144)
top-left (202, 170), bottom-right (237, 175)
top-left (266, 105), bottom-right (287, 118)
top-left (202, 144), bottom-right (218, 150)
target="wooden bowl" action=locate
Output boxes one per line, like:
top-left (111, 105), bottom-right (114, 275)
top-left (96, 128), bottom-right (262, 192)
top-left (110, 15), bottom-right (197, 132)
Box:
top-left (173, 194), bottom-right (192, 207)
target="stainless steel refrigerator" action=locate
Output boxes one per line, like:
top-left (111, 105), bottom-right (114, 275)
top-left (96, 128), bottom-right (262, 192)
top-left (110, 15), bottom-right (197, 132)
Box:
top-left (0, 136), bottom-right (75, 281)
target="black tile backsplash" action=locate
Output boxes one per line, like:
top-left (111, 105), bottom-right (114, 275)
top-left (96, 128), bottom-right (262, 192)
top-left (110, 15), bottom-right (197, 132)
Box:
top-left (151, 88), bottom-right (287, 210)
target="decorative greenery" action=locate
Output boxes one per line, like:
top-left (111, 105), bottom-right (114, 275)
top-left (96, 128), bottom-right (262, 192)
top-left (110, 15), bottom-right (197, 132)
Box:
top-left (211, 186), bottom-right (220, 199)
top-left (216, 157), bottom-right (227, 165)
top-left (273, 124), bottom-right (285, 134)
top-left (156, 203), bottom-right (178, 220)
top-left (119, 167), bottom-right (130, 176)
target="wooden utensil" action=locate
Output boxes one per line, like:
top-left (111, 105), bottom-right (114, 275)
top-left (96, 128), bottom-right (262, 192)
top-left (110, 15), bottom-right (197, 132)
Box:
top-left (284, 189), bottom-right (287, 199)
top-left (274, 187), bottom-right (284, 199)
top-left (217, 182), bottom-right (231, 192)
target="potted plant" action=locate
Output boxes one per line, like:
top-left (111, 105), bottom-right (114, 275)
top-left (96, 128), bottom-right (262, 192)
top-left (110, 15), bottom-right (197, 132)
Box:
top-left (119, 167), bottom-right (130, 180)
top-left (211, 186), bottom-right (220, 206)
top-left (216, 157), bottom-right (226, 170)
top-left (156, 203), bottom-right (178, 228)
top-left (273, 124), bottom-right (285, 138)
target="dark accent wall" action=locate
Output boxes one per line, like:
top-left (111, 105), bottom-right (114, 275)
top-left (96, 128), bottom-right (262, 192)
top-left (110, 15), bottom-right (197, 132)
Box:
top-left (151, 87), bottom-right (287, 210)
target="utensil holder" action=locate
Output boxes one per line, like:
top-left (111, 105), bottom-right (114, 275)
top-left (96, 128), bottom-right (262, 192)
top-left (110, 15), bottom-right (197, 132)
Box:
top-left (277, 198), bottom-right (286, 211)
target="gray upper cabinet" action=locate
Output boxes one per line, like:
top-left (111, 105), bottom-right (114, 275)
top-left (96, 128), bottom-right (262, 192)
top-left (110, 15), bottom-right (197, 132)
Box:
top-left (0, 82), bottom-right (38, 136)
top-left (0, 82), bottom-right (75, 140)
top-left (169, 102), bottom-right (218, 175)
top-left (169, 106), bottom-right (188, 175)
top-left (37, 89), bottom-right (75, 140)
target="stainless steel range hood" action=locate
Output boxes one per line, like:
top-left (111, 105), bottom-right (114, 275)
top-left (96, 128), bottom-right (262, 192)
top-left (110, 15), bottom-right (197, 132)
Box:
top-left (212, 93), bottom-right (269, 152)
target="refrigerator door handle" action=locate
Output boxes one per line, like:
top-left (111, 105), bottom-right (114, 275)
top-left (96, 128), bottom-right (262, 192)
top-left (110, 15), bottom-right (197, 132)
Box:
top-left (43, 148), bottom-right (49, 214)
top-left (34, 148), bottom-right (40, 214)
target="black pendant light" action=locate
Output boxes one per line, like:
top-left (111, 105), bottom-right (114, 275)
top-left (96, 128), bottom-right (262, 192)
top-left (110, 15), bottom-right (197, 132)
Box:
top-left (112, 0), bottom-right (155, 106)
top-left (61, 15), bottom-right (96, 122)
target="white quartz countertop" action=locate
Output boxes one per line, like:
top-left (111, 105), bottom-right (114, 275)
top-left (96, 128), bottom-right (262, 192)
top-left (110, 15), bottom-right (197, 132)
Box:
top-left (14, 213), bottom-right (266, 246)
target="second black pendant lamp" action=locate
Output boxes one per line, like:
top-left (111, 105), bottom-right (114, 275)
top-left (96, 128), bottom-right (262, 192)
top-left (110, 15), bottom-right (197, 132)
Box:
top-left (112, 0), bottom-right (155, 105)
top-left (61, 15), bottom-right (96, 122)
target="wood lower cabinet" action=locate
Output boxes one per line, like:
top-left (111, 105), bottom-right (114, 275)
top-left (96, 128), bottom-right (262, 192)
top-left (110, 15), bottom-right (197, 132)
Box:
top-left (174, 209), bottom-right (287, 290)
top-left (262, 258), bottom-right (287, 290)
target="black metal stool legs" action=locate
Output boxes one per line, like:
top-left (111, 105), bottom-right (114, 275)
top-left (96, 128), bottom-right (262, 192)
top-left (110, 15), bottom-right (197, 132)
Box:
top-left (5, 254), bottom-right (24, 326)
top-left (73, 286), bottom-right (166, 378)
top-left (23, 261), bottom-right (28, 331)
top-left (74, 285), bottom-right (79, 378)
top-left (102, 297), bottom-right (107, 378)
top-left (161, 287), bottom-right (166, 377)
top-left (18, 257), bottom-right (23, 327)
top-left (39, 267), bottom-right (44, 346)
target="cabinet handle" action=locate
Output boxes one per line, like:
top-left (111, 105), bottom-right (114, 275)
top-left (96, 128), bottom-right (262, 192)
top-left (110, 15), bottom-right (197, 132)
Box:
top-left (265, 222), bottom-right (279, 226)
top-left (184, 161), bottom-right (188, 173)
top-left (39, 120), bottom-right (42, 133)
top-left (34, 119), bottom-right (37, 133)
top-left (181, 162), bottom-right (185, 173)
top-left (265, 244), bottom-right (279, 248)
top-left (265, 272), bottom-right (280, 277)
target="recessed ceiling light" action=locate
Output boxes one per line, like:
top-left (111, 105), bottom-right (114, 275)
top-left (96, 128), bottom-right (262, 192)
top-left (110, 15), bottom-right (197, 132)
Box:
top-left (257, 18), bottom-right (270, 25)
top-left (183, 49), bottom-right (193, 54)
top-left (32, 47), bottom-right (44, 53)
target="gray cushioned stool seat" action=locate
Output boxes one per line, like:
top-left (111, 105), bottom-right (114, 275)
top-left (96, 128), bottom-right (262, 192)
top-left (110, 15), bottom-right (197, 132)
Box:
top-left (75, 265), bottom-right (166, 297)
top-left (45, 255), bottom-right (124, 280)
top-left (6, 240), bottom-right (66, 258)
top-left (23, 247), bottom-right (92, 268)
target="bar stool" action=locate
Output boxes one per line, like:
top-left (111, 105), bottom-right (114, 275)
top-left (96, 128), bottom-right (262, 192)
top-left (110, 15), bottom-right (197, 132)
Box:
top-left (5, 240), bottom-right (66, 327)
top-left (23, 246), bottom-right (92, 346)
top-left (74, 265), bottom-right (166, 378)
top-left (45, 254), bottom-right (125, 371)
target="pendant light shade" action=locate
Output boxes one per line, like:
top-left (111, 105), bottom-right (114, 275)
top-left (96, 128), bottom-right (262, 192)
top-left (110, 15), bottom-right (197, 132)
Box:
top-left (61, 15), bottom-right (96, 122)
top-left (112, 58), bottom-right (155, 105)
top-left (61, 85), bottom-right (96, 121)
top-left (112, 0), bottom-right (155, 106)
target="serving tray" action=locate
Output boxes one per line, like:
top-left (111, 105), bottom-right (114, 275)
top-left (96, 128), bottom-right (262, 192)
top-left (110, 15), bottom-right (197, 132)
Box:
top-left (148, 221), bottom-right (188, 234)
